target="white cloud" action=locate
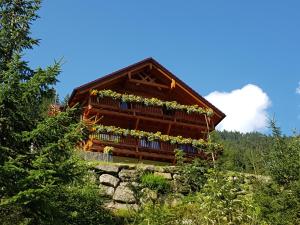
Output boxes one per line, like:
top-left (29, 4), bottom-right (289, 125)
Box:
top-left (296, 82), bottom-right (300, 94)
top-left (205, 84), bottom-right (271, 133)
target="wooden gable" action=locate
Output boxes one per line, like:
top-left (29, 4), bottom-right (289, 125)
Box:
top-left (69, 58), bottom-right (225, 127)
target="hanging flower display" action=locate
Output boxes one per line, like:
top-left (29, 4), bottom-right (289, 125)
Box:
top-left (90, 89), bottom-right (214, 116)
top-left (91, 124), bottom-right (223, 154)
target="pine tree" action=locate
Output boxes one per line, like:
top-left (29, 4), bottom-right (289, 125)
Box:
top-left (0, 0), bottom-right (59, 163)
top-left (0, 1), bottom-right (116, 224)
top-left (254, 121), bottom-right (300, 225)
top-left (1, 108), bottom-right (84, 223)
top-left (0, 0), bottom-right (59, 197)
top-left (268, 119), bottom-right (300, 185)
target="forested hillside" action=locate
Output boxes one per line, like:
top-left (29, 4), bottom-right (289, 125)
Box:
top-left (213, 130), bottom-right (273, 174)
top-left (0, 1), bottom-right (299, 224)
top-left (128, 123), bottom-right (300, 225)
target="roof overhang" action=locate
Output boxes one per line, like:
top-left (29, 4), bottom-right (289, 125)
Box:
top-left (69, 57), bottom-right (226, 126)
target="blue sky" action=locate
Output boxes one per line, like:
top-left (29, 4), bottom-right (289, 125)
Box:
top-left (25, 1), bottom-right (300, 135)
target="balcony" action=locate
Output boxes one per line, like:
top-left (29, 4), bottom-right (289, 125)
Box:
top-left (88, 96), bottom-right (208, 128)
top-left (88, 132), bottom-right (207, 162)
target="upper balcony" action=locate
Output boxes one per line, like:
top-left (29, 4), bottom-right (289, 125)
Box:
top-left (85, 90), bottom-right (214, 137)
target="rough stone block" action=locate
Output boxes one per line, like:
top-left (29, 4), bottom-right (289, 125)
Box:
top-left (95, 165), bottom-right (120, 174)
top-left (113, 185), bottom-right (136, 203)
top-left (99, 174), bottom-right (120, 187)
top-left (118, 164), bottom-right (136, 170)
top-left (163, 166), bottom-right (178, 174)
top-left (104, 201), bottom-right (139, 210)
top-left (173, 173), bottom-right (182, 181)
top-left (141, 188), bottom-right (158, 204)
top-left (99, 184), bottom-right (115, 197)
top-left (119, 169), bottom-right (138, 181)
top-left (154, 172), bottom-right (172, 180)
top-left (141, 165), bottom-right (155, 172)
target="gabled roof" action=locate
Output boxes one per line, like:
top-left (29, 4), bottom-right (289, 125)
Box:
top-left (69, 57), bottom-right (225, 126)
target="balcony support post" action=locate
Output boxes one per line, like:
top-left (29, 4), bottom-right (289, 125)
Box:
top-left (167, 123), bottom-right (172, 135)
top-left (204, 114), bottom-right (210, 140)
top-left (135, 118), bottom-right (140, 130)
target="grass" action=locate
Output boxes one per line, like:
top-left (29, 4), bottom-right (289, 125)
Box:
top-left (141, 173), bottom-right (170, 193)
top-left (84, 154), bottom-right (172, 168)
top-left (112, 156), bottom-right (171, 166)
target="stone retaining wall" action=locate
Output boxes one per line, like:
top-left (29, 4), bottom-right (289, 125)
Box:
top-left (93, 164), bottom-right (184, 210)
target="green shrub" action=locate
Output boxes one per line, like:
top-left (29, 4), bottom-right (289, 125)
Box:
top-left (46, 184), bottom-right (120, 225)
top-left (178, 158), bottom-right (210, 192)
top-left (140, 173), bottom-right (170, 193)
top-left (132, 170), bottom-right (262, 225)
top-left (0, 183), bottom-right (121, 225)
top-left (255, 180), bottom-right (300, 225)
top-left (130, 203), bottom-right (176, 225)
top-left (174, 149), bottom-right (185, 166)
top-left (253, 121), bottom-right (300, 225)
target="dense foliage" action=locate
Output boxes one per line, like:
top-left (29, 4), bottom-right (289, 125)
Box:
top-left (140, 173), bottom-right (170, 194)
top-left (130, 125), bottom-right (300, 225)
top-left (212, 130), bottom-right (273, 174)
top-left (0, 1), bottom-right (117, 224)
top-left (0, 0), bottom-right (58, 166)
top-left (131, 169), bottom-right (261, 225)
top-left (177, 158), bottom-right (210, 192)
top-left (90, 89), bottom-right (214, 116)
top-left (253, 121), bottom-right (300, 225)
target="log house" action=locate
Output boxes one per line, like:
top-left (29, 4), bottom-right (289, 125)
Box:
top-left (69, 58), bottom-right (225, 162)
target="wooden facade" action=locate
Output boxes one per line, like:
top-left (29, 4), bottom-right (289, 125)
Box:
top-left (69, 58), bottom-right (225, 162)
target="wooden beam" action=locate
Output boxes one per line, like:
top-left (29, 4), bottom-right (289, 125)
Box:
top-left (78, 75), bottom-right (122, 95)
top-left (135, 118), bottom-right (140, 130)
top-left (77, 63), bottom-right (152, 95)
top-left (204, 114), bottom-right (210, 140)
top-left (167, 123), bottom-right (172, 135)
top-left (128, 63), bottom-right (152, 74)
top-left (153, 65), bottom-right (223, 119)
top-left (137, 72), bottom-right (146, 81)
top-left (89, 107), bottom-right (208, 131)
top-left (129, 78), bottom-right (170, 89)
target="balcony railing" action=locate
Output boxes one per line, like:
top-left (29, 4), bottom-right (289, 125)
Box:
top-left (89, 132), bottom-right (201, 158)
top-left (89, 96), bottom-right (205, 125)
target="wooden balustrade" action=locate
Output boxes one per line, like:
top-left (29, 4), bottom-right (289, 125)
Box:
top-left (175, 110), bottom-right (202, 123)
top-left (89, 133), bottom-right (199, 158)
top-left (133, 103), bottom-right (162, 116)
top-left (89, 96), bottom-right (205, 125)
top-left (86, 130), bottom-right (211, 162)
top-left (91, 96), bottom-right (120, 108)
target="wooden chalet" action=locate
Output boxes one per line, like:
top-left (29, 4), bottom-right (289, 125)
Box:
top-left (69, 58), bottom-right (225, 162)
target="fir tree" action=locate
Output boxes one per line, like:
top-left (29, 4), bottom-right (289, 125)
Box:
top-left (0, 0), bottom-right (59, 194)
top-left (0, 1), bottom-right (116, 224)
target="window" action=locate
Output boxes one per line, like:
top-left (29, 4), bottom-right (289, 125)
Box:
top-left (139, 138), bottom-right (160, 150)
top-left (162, 106), bottom-right (175, 116)
top-left (120, 101), bottom-right (131, 110)
top-left (178, 144), bottom-right (197, 154)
